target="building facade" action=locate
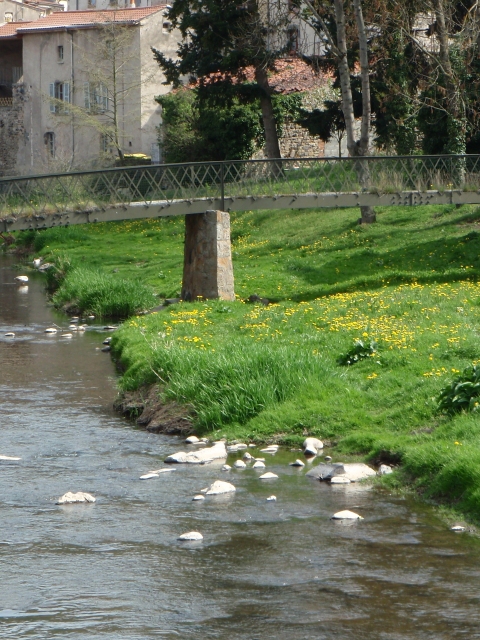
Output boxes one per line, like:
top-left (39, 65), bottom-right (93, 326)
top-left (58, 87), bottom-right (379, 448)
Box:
top-left (0, 6), bottom-right (178, 175)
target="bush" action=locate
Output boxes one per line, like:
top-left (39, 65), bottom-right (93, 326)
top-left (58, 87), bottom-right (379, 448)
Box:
top-left (337, 339), bottom-right (378, 366)
top-left (52, 267), bottom-right (157, 318)
top-left (438, 365), bottom-right (480, 414)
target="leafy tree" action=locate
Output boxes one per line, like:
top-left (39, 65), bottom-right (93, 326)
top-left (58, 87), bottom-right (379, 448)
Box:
top-left (152, 0), bottom-right (292, 160)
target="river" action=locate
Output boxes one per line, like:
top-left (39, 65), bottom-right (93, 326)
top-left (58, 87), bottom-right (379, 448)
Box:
top-left (1, 255), bottom-right (480, 640)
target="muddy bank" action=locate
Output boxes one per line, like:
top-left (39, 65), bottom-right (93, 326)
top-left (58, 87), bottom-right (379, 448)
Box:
top-left (113, 384), bottom-right (194, 435)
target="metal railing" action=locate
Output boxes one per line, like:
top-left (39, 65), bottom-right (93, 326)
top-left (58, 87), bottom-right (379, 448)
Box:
top-left (2, 155), bottom-right (480, 231)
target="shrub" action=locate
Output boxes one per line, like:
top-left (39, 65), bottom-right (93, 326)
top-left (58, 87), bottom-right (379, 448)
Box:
top-left (337, 339), bottom-right (378, 366)
top-left (438, 365), bottom-right (480, 414)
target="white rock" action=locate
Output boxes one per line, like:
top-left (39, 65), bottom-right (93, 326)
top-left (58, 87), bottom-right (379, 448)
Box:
top-left (222, 464), bottom-right (231, 471)
top-left (205, 480), bottom-right (236, 495)
top-left (303, 437), bottom-right (324, 456)
top-left (331, 510), bottom-right (363, 520)
top-left (234, 460), bottom-right (246, 469)
top-left (56, 491), bottom-right (96, 505)
top-left (88, 315), bottom-right (95, 319)
top-left (178, 531), bottom-right (203, 541)
top-left (77, 326), bottom-right (86, 332)
top-left (44, 327), bottom-right (57, 334)
top-left (227, 443), bottom-right (248, 453)
top-left (63, 333), bottom-right (73, 339)
top-left (15, 275), bottom-right (29, 283)
top-left (185, 436), bottom-right (200, 444)
top-left (266, 495), bottom-right (277, 502)
top-left (148, 468), bottom-right (176, 474)
top-left (330, 476), bottom-right (351, 484)
top-left (254, 457), bottom-right (265, 462)
top-left (243, 452), bottom-right (253, 461)
top-left (139, 473), bottom-right (160, 480)
top-left (192, 495), bottom-right (205, 501)
top-left (378, 464), bottom-right (393, 476)
top-left (0, 455), bottom-right (21, 461)
top-left (33, 258), bottom-right (43, 268)
top-left (451, 525), bottom-right (466, 532)
top-left (200, 437), bottom-right (209, 443)
top-left (259, 472), bottom-right (278, 480)
top-left (4, 332), bottom-right (15, 338)
top-left (68, 325), bottom-right (78, 331)
top-left (249, 443), bottom-right (256, 448)
top-left (324, 456), bottom-right (332, 462)
top-left (165, 441), bottom-right (227, 464)
top-left (70, 317), bottom-right (79, 323)
top-left (260, 446), bottom-right (279, 454)
top-left (253, 461), bottom-right (266, 469)
top-left (339, 463), bottom-right (376, 482)
top-left (289, 459), bottom-right (305, 467)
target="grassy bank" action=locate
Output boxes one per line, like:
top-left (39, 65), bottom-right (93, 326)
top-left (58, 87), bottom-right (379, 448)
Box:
top-left (13, 202), bottom-right (480, 520)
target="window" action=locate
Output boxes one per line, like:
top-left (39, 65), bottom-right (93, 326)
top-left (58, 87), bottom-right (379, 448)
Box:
top-left (84, 82), bottom-right (108, 114)
top-left (49, 81), bottom-right (70, 114)
top-left (44, 132), bottom-right (55, 158)
top-left (100, 133), bottom-right (110, 154)
top-left (287, 26), bottom-right (299, 53)
top-left (5, 12), bottom-right (13, 22)
top-left (57, 45), bottom-right (64, 62)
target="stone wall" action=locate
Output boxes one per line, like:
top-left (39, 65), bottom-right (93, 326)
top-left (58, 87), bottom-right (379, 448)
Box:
top-left (0, 83), bottom-right (25, 177)
top-left (279, 120), bottom-right (325, 158)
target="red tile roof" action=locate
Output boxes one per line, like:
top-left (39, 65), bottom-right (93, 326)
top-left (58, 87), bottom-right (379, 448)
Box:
top-left (0, 21), bottom-right (30, 39)
top-left (15, 7), bottom-right (165, 32)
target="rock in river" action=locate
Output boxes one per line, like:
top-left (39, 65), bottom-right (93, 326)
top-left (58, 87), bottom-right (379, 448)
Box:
top-left (253, 461), bottom-right (265, 469)
top-left (57, 491), bottom-right (96, 505)
top-left (178, 531), bottom-right (203, 541)
top-left (303, 437), bottom-right (324, 456)
top-left (205, 480), bottom-right (236, 495)
top-left (234, 460), bottom-right (246, 469)
top-left (289, 459), bottom-right (305, 467)
top-left (331, 510), bottom-right (363, 520)
top-left (306, 462), bottom-right (376, 482)
top-left (165, 441), bottom-right (227, 464)
top-left (259, 472), bottom-right (278, 480)
top-left (185, 436), bottom-right (200, 444)
top-left (378, 464), bottom-right (393, 476)
top-left (0, 455), bottom-right (21, 461)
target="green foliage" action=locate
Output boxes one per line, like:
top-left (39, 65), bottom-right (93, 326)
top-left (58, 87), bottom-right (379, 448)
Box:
top-left (52, 267), bottom-right (157, 318)
top-left (157, 88), bottom-right (263, 162)
top-left (337, 339), bottom-right (378, 366)
top-left (438, 365), bottom-right (480, 415)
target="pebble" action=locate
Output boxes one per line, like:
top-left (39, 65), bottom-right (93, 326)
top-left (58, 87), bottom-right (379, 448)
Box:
top-left (233, 460), bottom-right (246, 469)
top-left (205, 480), bottom-right (236, 495)
top-left (331, 510), bottom-right (363, 520)
top-left (14, 275), bottom-right (29, 283)
top-left (192, 495), bottom-right (205, 501)
top-left (222, 464), bottom-right (231, 471)
top-left (44, 327), bottom-right (57, 334)
top-left (139, 473), bottom-right (160, 480)
top-left (0, 455), bottom-right (21, 461)
top-left (178, 531), bottom-right (203, 541)
top-left (451, 525), bottom-right (466, 532)
top-left (253, 461), bottom-right (265, 469)
top-left (56, 491), bottom-right (96, 505)
top-left (4, 332), bottom-right (15, 338)
top-left (259, 472), bottom-right (278, 480)
top-left (266, 495), bottom-right (277, 502)
top-left (185, 436), bottom-right (200, 444)
top-left (289, 459), bottom-right (305, 467)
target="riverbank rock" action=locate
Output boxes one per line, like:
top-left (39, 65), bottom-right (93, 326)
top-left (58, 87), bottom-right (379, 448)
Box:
top-left (56, 492), bottom-right (96, 505)
top-left (331, 510), bottom-right (363, 520)
top-left (178, 531), bottom-right (203, 541)
top-left (114, 384), bottom-right (193, 436)
top-left (165, 441), bottom-right (227, 464)
top-left (259, 472), bottom-right (278, 480)
top-left (306, 462), bottom-right (376, 482)
top-left (303, 437), bottom-right (324, 456)
top-left (378, 464), bottom-right (393, 476)
top-left (205, 480), bottom-right (236, 495)
top-left (289, 459), bottom-right (305, 467)
top-left (185, 436), bottom-right (200, 444)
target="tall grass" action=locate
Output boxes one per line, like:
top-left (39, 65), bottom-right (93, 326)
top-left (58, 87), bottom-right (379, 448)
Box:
top-left (53, 267), bottom-right (157, 318)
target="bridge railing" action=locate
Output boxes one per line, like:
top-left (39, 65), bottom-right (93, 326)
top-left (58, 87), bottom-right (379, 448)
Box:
top-left (1, 155), bottom-right (480, 219)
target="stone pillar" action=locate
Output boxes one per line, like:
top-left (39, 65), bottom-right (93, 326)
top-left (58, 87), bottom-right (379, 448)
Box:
top-left (181, 210), bottom-right (235, 301)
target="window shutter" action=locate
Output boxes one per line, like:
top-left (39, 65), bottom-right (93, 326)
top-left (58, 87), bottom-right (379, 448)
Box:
top-left (84, 82), bottom-right (91, 110)
top-left (63, 82), bottom-right (70, 113)
top-left (49, 83), bottom-right (55, 113)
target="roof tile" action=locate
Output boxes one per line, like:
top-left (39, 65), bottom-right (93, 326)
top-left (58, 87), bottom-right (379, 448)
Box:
top-left (15, 7), bottom-right (164, 32)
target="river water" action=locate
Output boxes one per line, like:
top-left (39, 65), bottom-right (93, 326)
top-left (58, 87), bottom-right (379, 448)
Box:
top-left (1, 256), bottom-right (480, 640)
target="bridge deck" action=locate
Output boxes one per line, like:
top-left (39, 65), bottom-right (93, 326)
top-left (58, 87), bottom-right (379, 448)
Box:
top-left (2, 155), bottom-right (480, 232)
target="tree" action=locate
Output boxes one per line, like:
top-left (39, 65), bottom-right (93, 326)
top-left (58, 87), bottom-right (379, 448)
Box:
top-left (153, 0), bottom-right (292, 160)
top-left (301, 0), bottom-right (376, 223)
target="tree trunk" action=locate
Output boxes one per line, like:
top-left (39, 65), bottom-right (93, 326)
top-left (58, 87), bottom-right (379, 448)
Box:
top-left (333, 0), bottom-right (357, 157)
top-left (254, 64), bottom-right (282, 160)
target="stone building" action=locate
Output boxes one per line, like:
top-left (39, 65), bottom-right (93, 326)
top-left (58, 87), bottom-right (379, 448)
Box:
top-left (0, 0), bottom-right (64, 26)
top-left (0, 6), bottom-right (178, 175)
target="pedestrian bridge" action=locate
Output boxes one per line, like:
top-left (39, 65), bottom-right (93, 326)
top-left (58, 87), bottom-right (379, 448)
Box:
top-left (2, 154), bottom-right (480, 233)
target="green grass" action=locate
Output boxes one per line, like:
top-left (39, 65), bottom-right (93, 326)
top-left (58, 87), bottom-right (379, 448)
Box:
top-left (14, 201), bottom-right (480, 521)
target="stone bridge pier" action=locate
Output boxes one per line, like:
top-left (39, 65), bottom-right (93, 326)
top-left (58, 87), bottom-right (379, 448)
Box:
top-left (181, 210), bottom-right (235, 302)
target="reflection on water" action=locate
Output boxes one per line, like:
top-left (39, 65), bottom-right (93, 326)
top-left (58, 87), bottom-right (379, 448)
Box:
top-left (1, 256), bottom-right (480, 639)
